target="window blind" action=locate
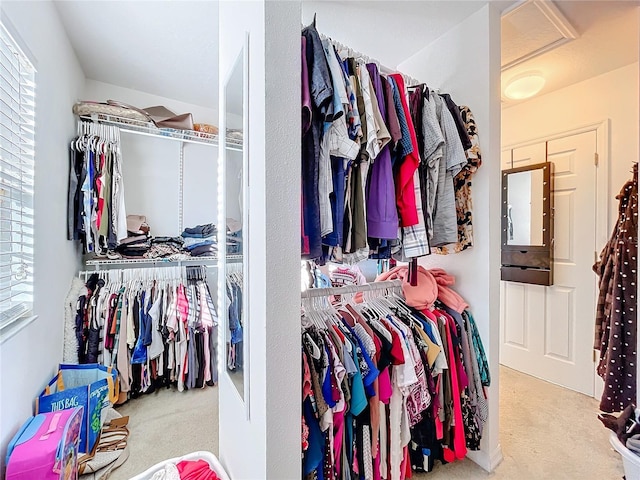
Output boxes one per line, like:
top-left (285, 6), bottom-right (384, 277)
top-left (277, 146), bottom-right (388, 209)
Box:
top-left (0, 22), bottom-right (35, 330)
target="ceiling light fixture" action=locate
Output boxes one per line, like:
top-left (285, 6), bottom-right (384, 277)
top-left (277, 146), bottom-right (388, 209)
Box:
top-left (503, 72), bottom-right (546, 100)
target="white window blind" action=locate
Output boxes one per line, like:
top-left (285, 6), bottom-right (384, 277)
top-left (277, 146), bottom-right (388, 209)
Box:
top-left (0, 22), bottom-right (35, 330)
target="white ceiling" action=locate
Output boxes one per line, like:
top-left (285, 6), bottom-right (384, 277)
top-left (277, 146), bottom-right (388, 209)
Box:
top-left (301, 1), bottom-right (497, 68)
top-left (52, 1), bottom-right (639, 112)
top-left (501, 0), bottom-right (640, 105)
top-left (54, 0), bottom-right (218, 109)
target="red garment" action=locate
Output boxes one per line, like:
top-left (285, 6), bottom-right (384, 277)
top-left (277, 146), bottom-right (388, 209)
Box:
top-left (176, 459), bottom-right (220, 480)
top-left (373, 449), bottom-right (381, 480)
top-left (443, 312), bottom-right (469, 391)
top-left (96, 149), bottom-right (106, 229)
top-left (390, 74), bottom-right (420, 227)
top-left (441, 315), bottom-right (467, 460)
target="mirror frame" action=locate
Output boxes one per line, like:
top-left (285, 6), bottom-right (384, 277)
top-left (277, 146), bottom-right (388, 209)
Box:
top-left (220, 32), bottom-right (250, 418)
top-left (501, 161), bottom-right (554, 286)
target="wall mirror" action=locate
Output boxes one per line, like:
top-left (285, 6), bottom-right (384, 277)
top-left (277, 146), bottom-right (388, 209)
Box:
top-left (501, 162), bottom-right (554, 286)
top-left (223, 38), bottom-right (248, 407)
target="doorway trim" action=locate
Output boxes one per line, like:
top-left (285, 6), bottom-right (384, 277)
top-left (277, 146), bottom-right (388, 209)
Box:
top-left (501, 119), bottom-right (610, 398)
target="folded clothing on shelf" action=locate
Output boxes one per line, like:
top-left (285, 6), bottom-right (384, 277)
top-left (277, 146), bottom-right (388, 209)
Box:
top-left (116, 234), bottom-right (151, 257)
top-left (144, 243), bottom-right (184, 259)
top-left (226, 229), bottom-right (242, 255)
top-left (118, 234), bottom-right (149, 246)
top-left (190, 244), bottom-right (218, 257)
top-left (182, 223), bottom-right (217, 238)
top-left (152, 236), bottom-right (184, 247)
top-left (181, 223), bottom-right (221, 258)
top-left (184, 236), bottom-right (216, 249)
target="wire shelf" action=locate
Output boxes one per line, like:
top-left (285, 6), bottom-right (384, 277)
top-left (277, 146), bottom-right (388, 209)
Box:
top-left (84, 254), bottom-right (243, 268)
top-left (78, 113), bottom-right (244, 151)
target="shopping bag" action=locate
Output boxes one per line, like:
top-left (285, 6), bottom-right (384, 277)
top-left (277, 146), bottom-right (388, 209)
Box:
top-left (35, 364), bottom-right (118, 455)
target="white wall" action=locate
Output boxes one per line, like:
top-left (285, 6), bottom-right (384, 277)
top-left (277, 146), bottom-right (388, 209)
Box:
top-left (502, 63), bottom-right (640, 234)
top-left (84, 79), bottom-right (219, 126)
top-left (398, 4), bottom-right (503, 472)
top-left (83, 80), bottom-right (244, 235)
top-left (218, 1), bottom-right (301, 479)
top-left (0, 0), bottom-right (85, 470)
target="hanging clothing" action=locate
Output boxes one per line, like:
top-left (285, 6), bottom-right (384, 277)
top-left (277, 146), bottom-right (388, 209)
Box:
top-left (594, 165), bottom-right (638, 413)
top-left (69, 266), bottom-right (219, 400)
top-left (435, 105), bottom-right (482, 254)
top-left (226, 271), bottom-right (244, 372)
top-left (67, 125), bottom-right (128, 254)
top-left (429, 94), bottom-right (467, 247)
top-left (301, 271), bottom-right (490, 480)
top-left (300, 28), bottom-right (478, 264)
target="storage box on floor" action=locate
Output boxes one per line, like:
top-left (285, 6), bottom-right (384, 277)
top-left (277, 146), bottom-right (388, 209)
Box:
top-left (5, 407), bottom-right (83, 480)
top-left (610, 433), bottom-right (640, 480)
top-left (130, 452), bottom-right (230, 480)
top-left (35, 364), bottom-right (118, 455)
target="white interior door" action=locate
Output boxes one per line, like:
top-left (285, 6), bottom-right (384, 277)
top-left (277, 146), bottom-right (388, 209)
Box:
top-left (501, 131), bottom-right (598, 395)
top-left (511, 142), bottom-right (546, 169)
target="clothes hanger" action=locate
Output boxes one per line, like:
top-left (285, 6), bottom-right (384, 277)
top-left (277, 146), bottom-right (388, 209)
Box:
top-left (303, 330), bottom-right (322, 360)
top-left (367, 291), bottom-right (390, 318)
top-left (319, 295), bottom-right (351, 351)
top-left (310, 297), bottom-right (326, 330)
top-left (363, 292), bottom-right (396, 335)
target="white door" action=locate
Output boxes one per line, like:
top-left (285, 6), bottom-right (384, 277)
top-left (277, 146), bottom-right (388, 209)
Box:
top-left (511, 142), bottom-right (546, 169)
top-left (501, 131), bottom-right (598, 395)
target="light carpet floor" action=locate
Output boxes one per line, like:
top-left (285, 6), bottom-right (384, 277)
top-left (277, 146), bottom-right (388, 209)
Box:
top-left (110, 386), bottom-right (219, 480)
top-left (413, 366), bottom-right (624, 479)
top-left (110, 366), bottom-right (624, 479)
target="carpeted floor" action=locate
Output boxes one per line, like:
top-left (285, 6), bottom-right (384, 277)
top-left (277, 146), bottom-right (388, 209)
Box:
top-left (412, 366), bottom-right (624, 479)
top-left (110, 386), bottom-right (218, 480)
top-left (110, 366), bottom-right (624, 479)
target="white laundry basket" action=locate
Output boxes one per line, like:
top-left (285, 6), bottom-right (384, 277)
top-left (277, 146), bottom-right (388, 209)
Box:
top-left (610, 432), bottom-right (640, 480)
top-left (129, 451), bottom-right (231, 480)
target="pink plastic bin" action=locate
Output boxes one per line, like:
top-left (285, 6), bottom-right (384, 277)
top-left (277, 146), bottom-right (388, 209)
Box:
top-left (6, 407), bottom-right (83, 480)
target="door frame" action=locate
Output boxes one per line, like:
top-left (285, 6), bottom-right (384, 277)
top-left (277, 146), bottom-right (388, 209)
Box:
top-left (501, 119), bottom-right (610, 398)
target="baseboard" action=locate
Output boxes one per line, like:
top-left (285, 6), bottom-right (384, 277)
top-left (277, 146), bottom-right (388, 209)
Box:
top-left (467, 444), bottom-right (504, 472)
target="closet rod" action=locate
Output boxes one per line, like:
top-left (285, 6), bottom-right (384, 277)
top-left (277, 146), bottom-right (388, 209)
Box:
top-left (301, 279), bottom-right (403, 298)
top-left (77, 264), bottom-right (208, 280)
top-left (318, 33), bottom-right (421, 87)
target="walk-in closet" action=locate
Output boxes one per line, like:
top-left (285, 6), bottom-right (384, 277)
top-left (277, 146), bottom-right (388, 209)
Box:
top-left (0, 1), bottom-right (638, 480)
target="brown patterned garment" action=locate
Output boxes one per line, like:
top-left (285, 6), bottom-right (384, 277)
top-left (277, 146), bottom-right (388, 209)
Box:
top-left (593, 164), bottom-right (638, 413)
top-left (436, 106), bottom-right (482, 254)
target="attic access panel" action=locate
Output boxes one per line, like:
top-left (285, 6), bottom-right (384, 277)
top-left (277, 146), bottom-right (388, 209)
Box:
top-left (502, 0), bottom-right (577, 70)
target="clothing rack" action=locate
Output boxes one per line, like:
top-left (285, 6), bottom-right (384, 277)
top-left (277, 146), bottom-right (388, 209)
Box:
top-left (318, 33), bottom-right (421, 87)
top-left (77, 264), bottom-right (214, 282)
top-left (300, 279), bottom-right (403, 298)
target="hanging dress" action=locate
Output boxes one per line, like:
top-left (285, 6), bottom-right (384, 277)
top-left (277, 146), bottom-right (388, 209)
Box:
top-left (594, 165), bottom-right (638, 413)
